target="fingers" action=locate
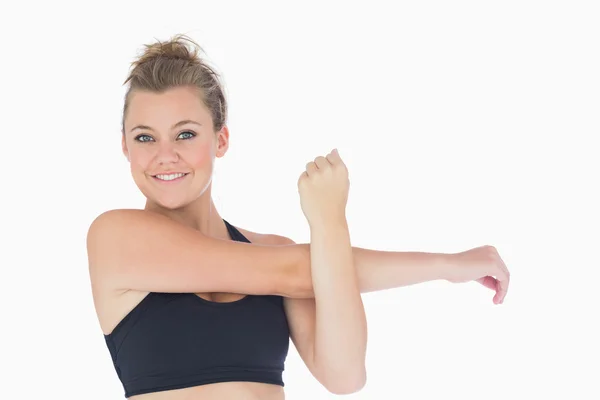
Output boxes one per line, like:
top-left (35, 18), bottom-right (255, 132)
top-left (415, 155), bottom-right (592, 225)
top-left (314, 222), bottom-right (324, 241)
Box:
top-left (476, 276), bottom-right (498, 291)
top-left (305, 161), bottom-right (318, 176)
top-left (488, 246), bottom-right (510, 304)
top-left (472, 245), bottom-right (510, 305)
top-left (498, 254), bottom-right (510, 303)
top-left (327, 148), bottom-right (341, 163)
top-left (478, 274), bottom-right (506, 305)
top-left (313, 156), bottom-right (329, 169)
top-left (304, 149), bottom-right (345, 177)
top-left (495, 264), bottom-right (510, 304)
top-left (318, 149), bottom-right (342, 167)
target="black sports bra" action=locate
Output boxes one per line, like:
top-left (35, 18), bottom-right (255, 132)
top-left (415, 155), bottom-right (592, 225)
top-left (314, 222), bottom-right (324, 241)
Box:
top-left (103, 220), bottom-right (291, 398)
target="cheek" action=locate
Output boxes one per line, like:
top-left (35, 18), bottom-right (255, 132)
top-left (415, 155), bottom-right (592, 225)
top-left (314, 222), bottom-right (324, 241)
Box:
top-left (188, 140), bottom-right (215, 168)
top-left (128, 149), bottom-right (154, 172)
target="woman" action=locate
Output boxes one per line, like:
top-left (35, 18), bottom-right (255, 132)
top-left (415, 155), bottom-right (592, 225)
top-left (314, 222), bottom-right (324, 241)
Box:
top-left (87, 34), bottom-right (510, 399)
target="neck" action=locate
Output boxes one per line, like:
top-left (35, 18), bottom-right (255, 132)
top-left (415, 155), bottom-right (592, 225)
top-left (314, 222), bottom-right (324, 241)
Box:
top-left (144, 185), bottom-right (229, 239)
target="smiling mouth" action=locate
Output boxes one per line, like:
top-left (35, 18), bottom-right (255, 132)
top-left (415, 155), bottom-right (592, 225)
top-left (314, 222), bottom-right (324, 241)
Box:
top-left (152, 172), bottom-right (189, 182)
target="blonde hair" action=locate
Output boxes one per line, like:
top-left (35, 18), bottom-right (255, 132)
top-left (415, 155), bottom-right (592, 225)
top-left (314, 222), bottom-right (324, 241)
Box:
top-left (122, 34), bottom-right (227, 133)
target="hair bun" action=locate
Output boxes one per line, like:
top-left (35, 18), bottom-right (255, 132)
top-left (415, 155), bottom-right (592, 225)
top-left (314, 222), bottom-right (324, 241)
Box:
top-left (136, 34), bottom-right (203, 65)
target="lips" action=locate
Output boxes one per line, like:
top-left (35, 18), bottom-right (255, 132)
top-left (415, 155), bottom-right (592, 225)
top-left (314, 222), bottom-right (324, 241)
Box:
top-left (153, 172), bottom-right (189, 181)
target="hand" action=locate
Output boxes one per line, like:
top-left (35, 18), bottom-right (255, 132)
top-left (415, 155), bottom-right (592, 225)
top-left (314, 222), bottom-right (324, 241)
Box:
top-left (446, 245), bottom-right (510, 305)
top-left (297, 148), bottom-right (349, 228)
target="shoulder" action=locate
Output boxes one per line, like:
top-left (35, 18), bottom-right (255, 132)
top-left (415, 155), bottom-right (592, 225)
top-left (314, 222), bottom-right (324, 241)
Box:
top-left (89, 208), bottom-right (161, 229)
top-left (87, 209), bottom-right (178, 245)
top-left (86, 209), bottom-right (172, 279)
top-left (233, 225), bottom-right (296, 246)
top-left (88, 208), bottom-right (144, 238)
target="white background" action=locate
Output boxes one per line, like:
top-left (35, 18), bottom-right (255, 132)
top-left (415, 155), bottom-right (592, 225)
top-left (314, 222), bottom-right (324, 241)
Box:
top-left (1, 1), bottom-right (598, 399)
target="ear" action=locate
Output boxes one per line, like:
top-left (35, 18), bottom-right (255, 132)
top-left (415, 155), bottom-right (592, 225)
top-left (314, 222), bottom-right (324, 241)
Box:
top-left (121, 132), bottom-right (130, 162)
top-left (215, 125), bottom-right (230, 158)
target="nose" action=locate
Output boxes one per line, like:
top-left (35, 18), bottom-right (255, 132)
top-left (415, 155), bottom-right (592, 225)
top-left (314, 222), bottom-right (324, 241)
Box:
top-left (155, 142), bottom-right (179, 164)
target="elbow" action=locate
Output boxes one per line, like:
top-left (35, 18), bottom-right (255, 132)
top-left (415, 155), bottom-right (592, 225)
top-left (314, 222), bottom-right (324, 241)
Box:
top-left (325, 368), bottom-right (367, 395)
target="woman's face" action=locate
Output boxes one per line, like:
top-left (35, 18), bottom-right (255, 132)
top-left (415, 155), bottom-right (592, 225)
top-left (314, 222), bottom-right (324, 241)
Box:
top-left (121, 85), bottom-right (229, 210)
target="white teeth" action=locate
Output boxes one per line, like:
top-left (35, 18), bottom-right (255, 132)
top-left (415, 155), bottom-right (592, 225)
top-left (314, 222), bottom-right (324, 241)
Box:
top-left (155, 173), bottom-right (186, 181)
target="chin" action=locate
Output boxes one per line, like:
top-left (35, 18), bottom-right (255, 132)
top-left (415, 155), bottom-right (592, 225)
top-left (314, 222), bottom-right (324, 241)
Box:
top-left (138, 188), bottom-right (188, 210)
top-left (155, 197), bottom-right (191, 211)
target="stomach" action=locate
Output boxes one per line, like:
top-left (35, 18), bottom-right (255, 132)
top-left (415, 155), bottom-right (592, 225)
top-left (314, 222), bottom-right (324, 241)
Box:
top-left (129, 381), bottom-right (285, 400)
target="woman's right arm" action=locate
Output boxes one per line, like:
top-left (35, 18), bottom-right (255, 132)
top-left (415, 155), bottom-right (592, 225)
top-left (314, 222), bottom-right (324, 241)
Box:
top-left (86, 209), bottom-right (311, 297)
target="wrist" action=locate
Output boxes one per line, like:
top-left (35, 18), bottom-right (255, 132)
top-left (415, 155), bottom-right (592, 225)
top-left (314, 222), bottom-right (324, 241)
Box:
top-left (438, 253), bottom-right (459, 282)
top-left (307, 215), bottom-right (348, 232)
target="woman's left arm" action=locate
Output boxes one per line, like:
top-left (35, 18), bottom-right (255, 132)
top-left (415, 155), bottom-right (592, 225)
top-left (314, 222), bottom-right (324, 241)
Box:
top-left (283, 242), bottom-right (508, 396)
top-left (289, 244), bottom-right (510, 304)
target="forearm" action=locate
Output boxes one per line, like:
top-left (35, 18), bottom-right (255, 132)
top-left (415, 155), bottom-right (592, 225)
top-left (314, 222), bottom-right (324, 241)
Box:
top-left (310, 219), bottom-right (367, 390)
top-left (353, 247), bottom-right (452, 293)
top-left (293, 245), bottom-right (453, 298)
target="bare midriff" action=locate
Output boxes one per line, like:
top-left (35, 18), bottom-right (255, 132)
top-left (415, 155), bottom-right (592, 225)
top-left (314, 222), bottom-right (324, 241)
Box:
top-left (128, 381), bottom-right (285, 400)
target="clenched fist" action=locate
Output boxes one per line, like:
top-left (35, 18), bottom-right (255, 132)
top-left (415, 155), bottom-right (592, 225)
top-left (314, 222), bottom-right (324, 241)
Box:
top-left (297, 148), bottom-right (349, 228)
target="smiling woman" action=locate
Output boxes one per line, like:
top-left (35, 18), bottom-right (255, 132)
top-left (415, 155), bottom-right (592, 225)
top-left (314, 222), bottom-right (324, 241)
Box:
top-left (88, 33), bottom-right (367, 400)
top-left (87, 33), bottom-right (509, 400)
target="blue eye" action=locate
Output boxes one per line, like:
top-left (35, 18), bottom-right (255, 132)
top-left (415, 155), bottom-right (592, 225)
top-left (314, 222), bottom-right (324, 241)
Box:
top-left (135, 134), bottom-right (153, 142)
top-left (134, 131), bottom-right (196, 142)
top-left (178, 131), bottom-right (196, 139)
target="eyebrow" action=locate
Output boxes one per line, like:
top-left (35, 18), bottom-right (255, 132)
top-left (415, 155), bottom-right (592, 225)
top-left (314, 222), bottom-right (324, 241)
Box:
top-left (130, 119), bottom-right (202, 133)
